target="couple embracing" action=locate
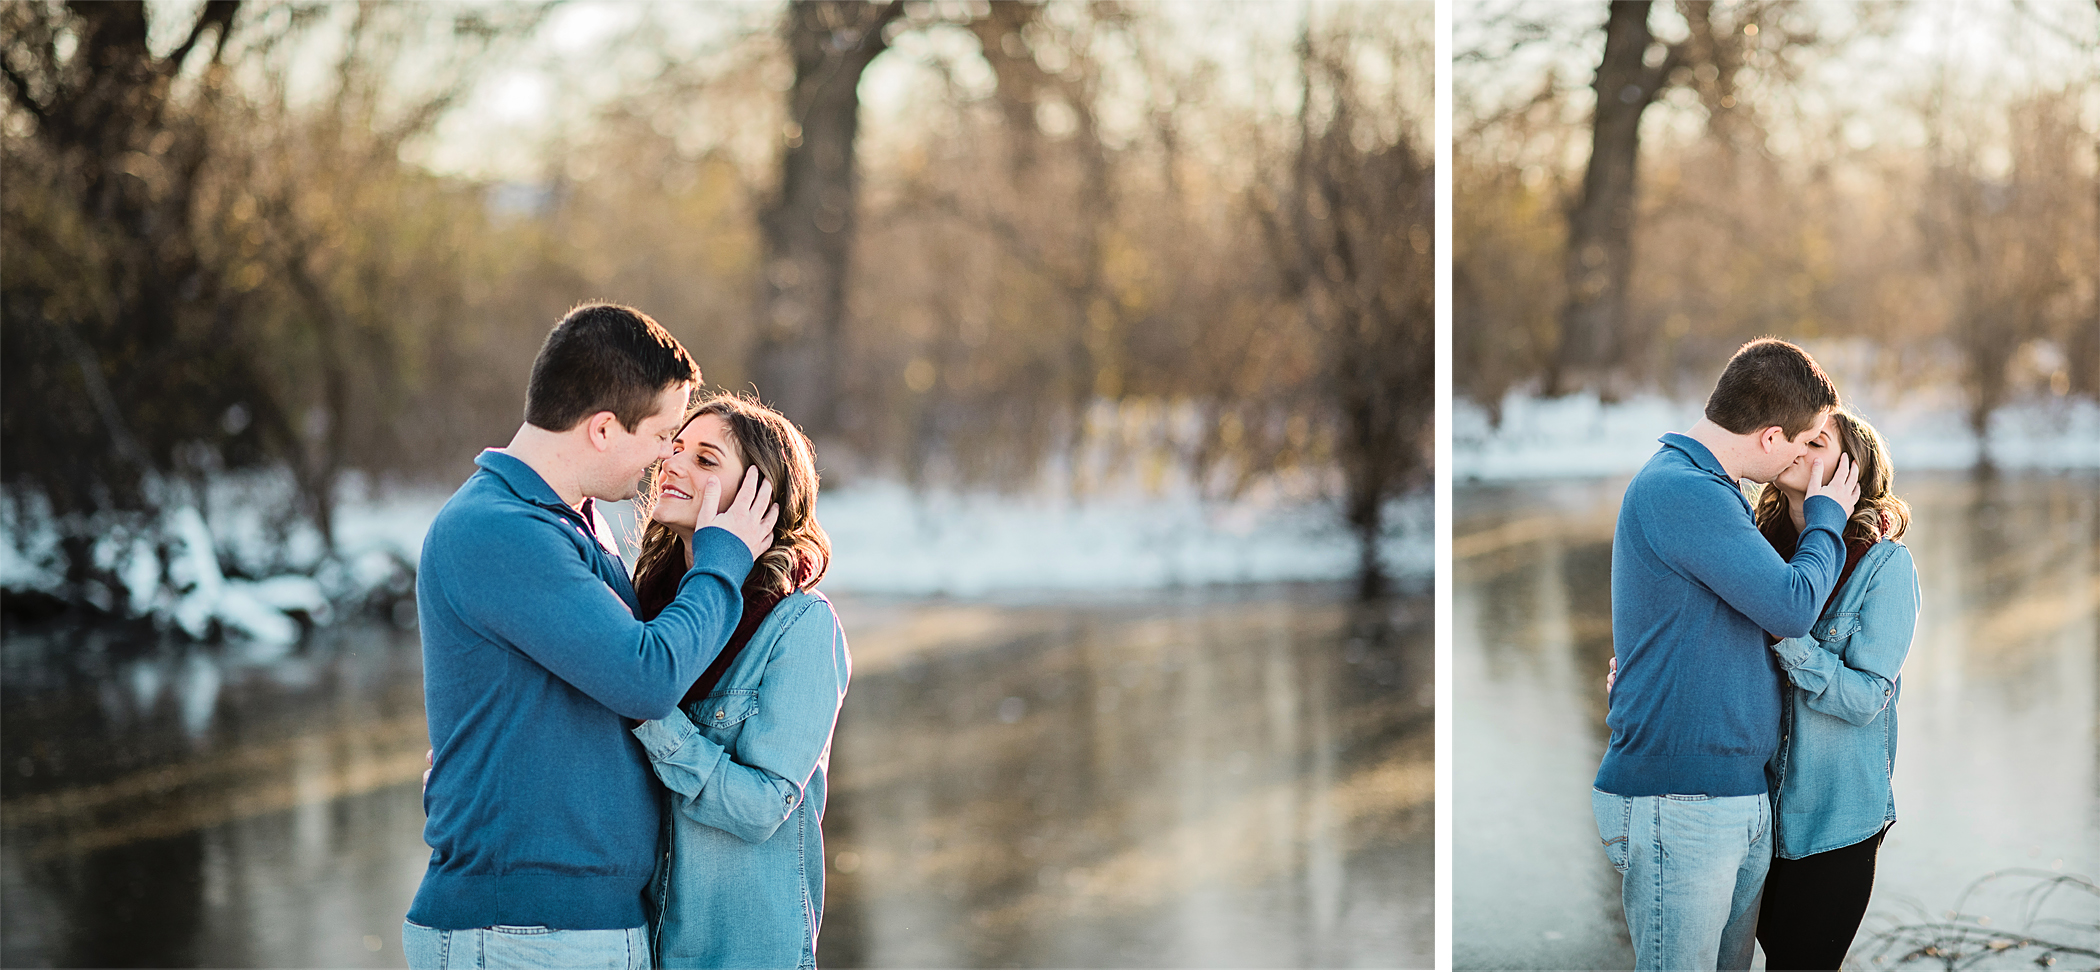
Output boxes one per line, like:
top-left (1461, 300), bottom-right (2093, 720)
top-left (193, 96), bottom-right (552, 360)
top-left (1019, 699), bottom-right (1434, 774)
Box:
top-left (1597, 338), bottom-right (1920, 971)
top-left (404, 304), bottom-right (848, 970)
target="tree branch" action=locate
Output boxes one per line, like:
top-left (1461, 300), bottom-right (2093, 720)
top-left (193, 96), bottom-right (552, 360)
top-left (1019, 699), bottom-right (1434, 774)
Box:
top-left (0, 50), bottom-right (52, 128)
top-left (163, 0), bottom-right (240, 74)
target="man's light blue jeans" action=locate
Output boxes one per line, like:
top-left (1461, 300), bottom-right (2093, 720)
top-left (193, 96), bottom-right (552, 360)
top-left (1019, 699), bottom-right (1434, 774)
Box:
top-left (1592, 789), bottom-right (1772, 971)
top-left (403, 921), bottom-right (649, 970)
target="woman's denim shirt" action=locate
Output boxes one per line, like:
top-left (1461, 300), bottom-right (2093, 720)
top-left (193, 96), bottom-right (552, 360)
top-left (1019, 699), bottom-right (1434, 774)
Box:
top-left (1765, 540), bottom-right (1918, 859)
top-left (630, 591), bottom-right (850, 970)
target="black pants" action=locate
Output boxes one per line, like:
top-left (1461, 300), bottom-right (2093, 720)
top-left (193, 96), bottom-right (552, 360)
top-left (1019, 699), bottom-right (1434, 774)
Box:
top-left (1756, 824), bottom-right (1889, 971)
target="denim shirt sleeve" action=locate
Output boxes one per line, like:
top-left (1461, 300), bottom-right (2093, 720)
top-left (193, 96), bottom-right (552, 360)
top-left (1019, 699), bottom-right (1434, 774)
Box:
top-left (630, 596), bottom-right (851, 844)
top-left (1771, 544), bottom-right (1918, 727)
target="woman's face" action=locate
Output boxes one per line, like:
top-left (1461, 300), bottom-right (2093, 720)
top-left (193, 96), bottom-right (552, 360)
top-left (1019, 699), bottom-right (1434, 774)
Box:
top-left (652, 413), bottom-right (747, 529)
top-left (1775, 424), bottom-right (1843, 494)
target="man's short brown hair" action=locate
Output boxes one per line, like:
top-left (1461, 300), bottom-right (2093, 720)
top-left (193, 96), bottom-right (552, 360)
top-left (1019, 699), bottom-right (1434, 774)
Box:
top-left (524, 303), bottom-right (699, 432)
top-left (1703, 337), bottom-right (1840, 440)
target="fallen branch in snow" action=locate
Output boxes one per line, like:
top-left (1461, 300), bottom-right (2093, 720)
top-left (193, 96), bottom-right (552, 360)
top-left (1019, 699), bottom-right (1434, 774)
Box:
top-left (1854, 871), bottom-right (2099, 970)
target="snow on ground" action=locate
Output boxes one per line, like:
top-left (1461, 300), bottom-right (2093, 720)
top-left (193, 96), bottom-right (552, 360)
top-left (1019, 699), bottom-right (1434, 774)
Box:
top-left (4, 465), bottom-right (1426, 641)
top-left (1455, 390), bottom-right (2100, 481)
top-left (606, 477), bottom-right (1428, 598)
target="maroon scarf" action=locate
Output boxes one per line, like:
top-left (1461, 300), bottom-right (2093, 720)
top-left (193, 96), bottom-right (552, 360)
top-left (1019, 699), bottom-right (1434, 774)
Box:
top-left (1760, 517), bottom-right (1872, 619)
top-left (679, 589), bottom-right (784, 705)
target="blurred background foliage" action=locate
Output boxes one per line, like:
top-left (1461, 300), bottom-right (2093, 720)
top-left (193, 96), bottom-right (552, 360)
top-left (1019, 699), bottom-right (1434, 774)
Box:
top-left (1455, 0), bottom-right (2099, 429)
top-left (2, 0), bottom-right (1433, 612)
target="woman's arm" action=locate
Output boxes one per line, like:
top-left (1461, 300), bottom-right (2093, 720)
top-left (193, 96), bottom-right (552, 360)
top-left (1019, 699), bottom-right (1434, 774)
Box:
top-left (1770, 545), bottom-right (1919, 727)
top-left (630, 596), bottom-right (851, 844)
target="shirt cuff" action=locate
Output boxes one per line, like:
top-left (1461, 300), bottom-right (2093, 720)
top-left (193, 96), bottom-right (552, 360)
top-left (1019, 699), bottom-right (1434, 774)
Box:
top-left (1770, 635), bottom-right (1818, 670)
top-left (632, 709), bottom-right (698, 760)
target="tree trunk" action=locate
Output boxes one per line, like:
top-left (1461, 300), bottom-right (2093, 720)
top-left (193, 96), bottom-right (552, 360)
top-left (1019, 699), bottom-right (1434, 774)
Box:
top-left (1963, 314), bottom-right (2010, 470)
top-left (1265, 29), bottom-right (1435, 601)
top-left (967, 2), bottom-right (1047, 183)
top-left (750, 0), bottom-right (905, 438)
top-left (0, 0), bottom-right (241, 599)
top-left (1553, 1), bottom-right (1670, 397)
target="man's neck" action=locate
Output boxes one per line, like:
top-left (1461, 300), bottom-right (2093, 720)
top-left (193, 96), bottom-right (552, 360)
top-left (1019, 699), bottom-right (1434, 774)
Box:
top-left (501, 424), bottom-right (587, 509)
top-left (1682, 418), bottom-right (1753, 483)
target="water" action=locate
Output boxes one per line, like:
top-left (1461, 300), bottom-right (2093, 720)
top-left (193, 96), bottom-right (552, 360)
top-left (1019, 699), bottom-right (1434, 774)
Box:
top-left (1453, 470), bottom-right (2100, 970)
top-left (2, 583), bottom-right (1431, 968)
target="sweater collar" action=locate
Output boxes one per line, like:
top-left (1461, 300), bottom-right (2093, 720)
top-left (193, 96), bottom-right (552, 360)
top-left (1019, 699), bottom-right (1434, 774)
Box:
top-left (1658, 432), bottom-right (1730, 481)
top-left (475, 449), bottom-right (581, 518)
top-left (476, 449), bottom-right (621, 557)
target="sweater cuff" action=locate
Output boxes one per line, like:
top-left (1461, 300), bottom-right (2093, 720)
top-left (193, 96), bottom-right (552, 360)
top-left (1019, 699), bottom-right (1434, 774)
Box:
top-left (1801, 494), bottom-right (1847, 534)
top-left (632, 709), bottom-right (699, 760)
top-left (689, 525), bottom-right (756, 578)
top-left (1770, 635), bottom-right (1818, 670)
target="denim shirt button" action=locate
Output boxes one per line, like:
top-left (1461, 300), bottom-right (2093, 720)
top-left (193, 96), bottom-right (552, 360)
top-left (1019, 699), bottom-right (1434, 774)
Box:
top-left (715, 710), bottom-right (726, 719)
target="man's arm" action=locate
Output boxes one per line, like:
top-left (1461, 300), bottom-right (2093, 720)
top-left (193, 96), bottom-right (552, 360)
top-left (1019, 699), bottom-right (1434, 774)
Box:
top-left (1642, 481), bottom-right (1847, 639)
top-left (431, 511), bottom-right (753, 720)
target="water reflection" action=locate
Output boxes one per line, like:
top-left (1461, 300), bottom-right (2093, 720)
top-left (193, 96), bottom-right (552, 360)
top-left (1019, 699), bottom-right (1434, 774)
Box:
top-left (2, 622), bottom-right (430, 968)
top-left (1454, 471), bottom-right (2100, 970)
top-left (3, 583), bottom-right (1431, 968)
top-left (822, 586), bottom-right (1433, 969)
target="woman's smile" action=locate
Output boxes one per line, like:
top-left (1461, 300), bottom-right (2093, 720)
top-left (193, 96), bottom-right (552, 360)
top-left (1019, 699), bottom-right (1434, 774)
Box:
top-left (652, 413), bottom-right (748, 530)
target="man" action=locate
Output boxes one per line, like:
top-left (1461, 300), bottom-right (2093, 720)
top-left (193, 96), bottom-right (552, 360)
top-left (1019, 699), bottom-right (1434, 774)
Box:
top-left (404, 304), bottom-right (777, 969)
top-left (1594, 337), bottom-right (1862, 971)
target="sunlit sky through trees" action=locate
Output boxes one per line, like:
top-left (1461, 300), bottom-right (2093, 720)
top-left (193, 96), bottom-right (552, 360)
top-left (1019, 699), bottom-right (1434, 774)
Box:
top-left (1460, 0), bottom-right (2100, 177)
top-left (337, 0), bottom-right (1434, 184)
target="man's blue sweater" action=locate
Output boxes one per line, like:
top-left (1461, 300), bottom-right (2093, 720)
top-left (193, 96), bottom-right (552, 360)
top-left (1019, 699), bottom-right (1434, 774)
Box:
top-left (407, 450), bottom-right (752, 931)
top-left (1596, 433), bottom-right (1847, 798)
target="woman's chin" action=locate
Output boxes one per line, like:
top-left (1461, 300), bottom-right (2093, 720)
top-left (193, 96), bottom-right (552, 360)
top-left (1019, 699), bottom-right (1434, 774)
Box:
top-left (651, 507), bottom-right (698, 532)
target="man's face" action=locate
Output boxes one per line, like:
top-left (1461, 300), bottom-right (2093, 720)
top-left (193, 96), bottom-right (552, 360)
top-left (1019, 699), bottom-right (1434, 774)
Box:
top-left (1749, 408), bottom-right (1831, 484)
top-left (588, 382), bottom-right (692, 503)
top-left (1775, 422), bottom-right (1842, 495)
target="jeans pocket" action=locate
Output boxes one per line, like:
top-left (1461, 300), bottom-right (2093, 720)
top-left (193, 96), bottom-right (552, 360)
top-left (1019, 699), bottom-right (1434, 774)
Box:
top-left (402, 920), bottom-right (445, 970)
top-left (1592, 789), bottom-right (1631, 874)
top-left (482, 925), bottom-right (645, 969)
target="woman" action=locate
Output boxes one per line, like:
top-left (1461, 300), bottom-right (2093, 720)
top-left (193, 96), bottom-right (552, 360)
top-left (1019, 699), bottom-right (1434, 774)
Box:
top-left (627, 393), bottom-right (849, 970)
top-left (1752, 408), bottom-right (1918, 970)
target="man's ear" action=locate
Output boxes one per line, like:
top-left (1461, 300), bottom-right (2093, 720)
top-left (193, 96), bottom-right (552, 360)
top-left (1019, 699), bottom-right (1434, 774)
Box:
top-left (1756, 426), bottom-right (1786, 454)
top-left (583, 411), bottom-right (620, 452)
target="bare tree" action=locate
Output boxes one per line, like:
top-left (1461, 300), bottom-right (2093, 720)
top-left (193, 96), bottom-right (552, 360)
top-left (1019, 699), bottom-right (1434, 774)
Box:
top-left (749, 0), bottom-right (906, 438)
top-left (2, 1), bottom-right (544, 613)
top-left (1553, 1), bottom-right (1678, 396)
top-left (1920, 89), bottom-right (2095, 464)
top-left (1, 0), bottom-right (244, 600)
top-left (1261, 23), bottom-right (1435, 597)
top-left (1553, 0), bottom-right (1812, 396)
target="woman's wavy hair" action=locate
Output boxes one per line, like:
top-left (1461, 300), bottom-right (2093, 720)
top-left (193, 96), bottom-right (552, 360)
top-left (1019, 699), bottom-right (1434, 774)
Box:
top-left (1753, 407), bottom-right (1911, 550)
top-left (631, 392), bottom-right (830, 621)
